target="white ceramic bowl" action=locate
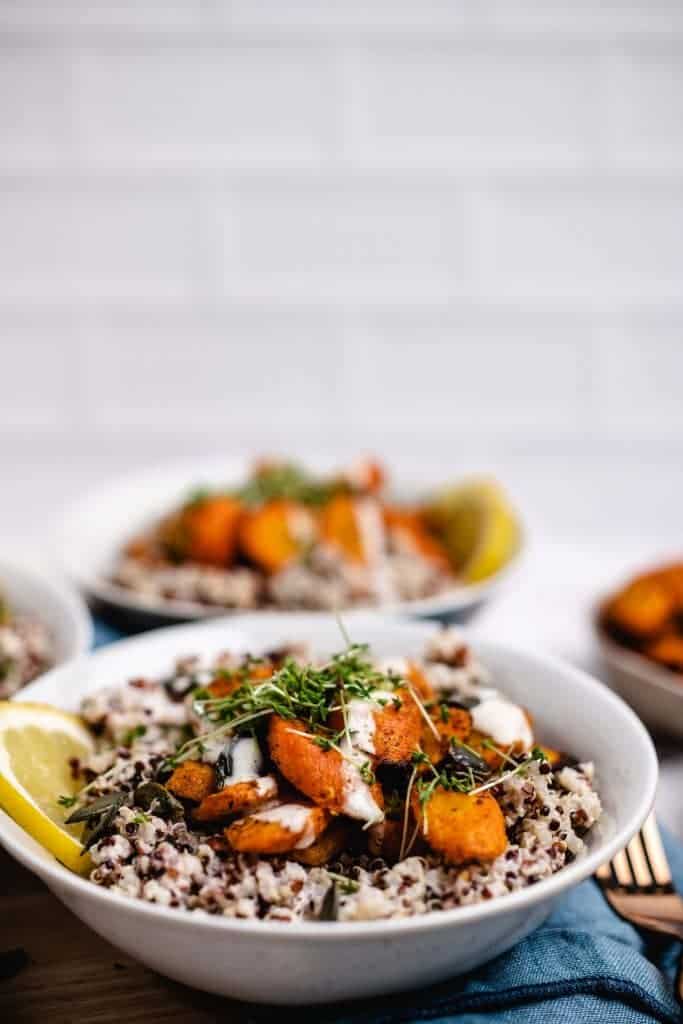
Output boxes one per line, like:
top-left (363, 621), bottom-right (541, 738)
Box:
top-left (56, 456), bottom-right (521, 626)
top-left (596, 628), bottom-right (683, 741)
top-left (0, 554), bottom-right (92, 671)
top-left (1, 614), bottom-right (656, 1005)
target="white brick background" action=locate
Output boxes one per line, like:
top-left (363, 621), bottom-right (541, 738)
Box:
top-left (0, 0), bottom-right (682, 545)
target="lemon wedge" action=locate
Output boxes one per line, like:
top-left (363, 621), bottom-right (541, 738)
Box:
top-left (426, 478), bottom-right (521, 583)
top-left (0, 701), bottom-right (95, 874)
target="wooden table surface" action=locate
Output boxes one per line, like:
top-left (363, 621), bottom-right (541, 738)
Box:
top-left (0, 849), bottom-right (264, 1023)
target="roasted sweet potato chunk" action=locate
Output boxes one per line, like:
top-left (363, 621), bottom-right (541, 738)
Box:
top-left (206, 661), bottom-right (273, 699)
top-left (602, 575), bottom-right (677, 641)
top-left (161, 496), bottom-right (243, 567)
top-left (384, 507), bottom-right (452, 571)
top-left (239, 499), bottom-right (314, 573)
top-left (290, 819), bottom-right (350, 866)
top-left (412, 787), bottom-right (507, 864)
top-left (226, 803), bottom-right (330, 855)
top-left (166, 761), bottom-right (215, 803)
top-left (193, 775), bottom-right (278, 822)
top-left (435, 706), bottom-right (472, 747)
top-left (319, 494), bottom-right (384, 565)
top-left (268, 715), bottom-right (346, 811)
top-left (373, 688), bottom-right (423, 764)
top-left (406, 661), bottom-right (437, 702)
top-left (645, 632), bottom-right (683, 672)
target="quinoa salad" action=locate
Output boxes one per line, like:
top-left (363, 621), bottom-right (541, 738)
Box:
top-left (0, 591), bottom-right (53, 698)
top-left (111, 459), bottom-right (518, 612)
top-left (61, 628), bottom-right (601, 923)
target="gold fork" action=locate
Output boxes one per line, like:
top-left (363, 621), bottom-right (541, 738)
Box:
top-left (596, 813), bottom-right (683, 1002)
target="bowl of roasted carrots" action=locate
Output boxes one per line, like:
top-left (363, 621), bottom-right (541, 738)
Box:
top-left (58, 455), bottom-right (522, 628)
top-left (596, 560), bottom-right (683, 738)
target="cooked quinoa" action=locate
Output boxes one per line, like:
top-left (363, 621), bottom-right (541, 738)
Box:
top-left (0, 594), bottom-right (53, 698)
top-left (70, 629), bottom-right (601, 923)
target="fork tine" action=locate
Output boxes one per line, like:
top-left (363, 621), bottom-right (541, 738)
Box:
top-left (627, 831), bottom-right (654, 888)
top-left (641, 814), bottom-right (672, 887)
top-left (595, 861), bottom-right (612, 881)
top-left (611, 848), bottom-right (634, 887)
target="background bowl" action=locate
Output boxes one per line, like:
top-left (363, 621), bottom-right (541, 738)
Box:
top-left (596, 627), bottom-right (683, 741)
top-left (0, 554), bottom-right (92, 671)
top-left (0, 614), bottom-right (656, 1004)
top-left (56, 456), bottom-right (521, 629)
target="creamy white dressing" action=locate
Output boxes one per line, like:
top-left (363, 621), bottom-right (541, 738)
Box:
top-left (250, 803), bottom-right (318, 849)
top-left (471, 698), bottom-right (533, 750)
top-left (355, 497), bottom-right (395, 604)
top-left (339, 734), bottom-right (384, 826)
top-left (254, 775), bottom-right (278, 799)
top-left (345, 696), bottom-right (380, 755)
top-left (202, 735), bottom-right (264, 780)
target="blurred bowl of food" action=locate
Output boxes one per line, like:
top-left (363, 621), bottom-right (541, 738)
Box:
top-left (0, 555), bottom-right (92, 696)
top-left (595, 560), bottom-right (683, 739)
top-left (57, 455), bottom-right (522, 629)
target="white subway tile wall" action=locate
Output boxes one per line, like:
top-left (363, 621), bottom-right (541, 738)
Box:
top-left (1, 0), bottom-right (682, 541)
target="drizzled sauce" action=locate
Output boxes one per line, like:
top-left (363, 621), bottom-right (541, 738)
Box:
top-left (471, 698), bottom-right (533, 750)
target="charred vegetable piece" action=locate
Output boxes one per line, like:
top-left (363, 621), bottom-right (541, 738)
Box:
top-left (166, 761), bottom-right (215, 803)
top-left (65, 790), bottom-right (126, 824)
top-left (412, 787), bottom-right (507, 865)
top-left (134, 782), bottom-right (185, 822)
top-left (239, 499), bottom-right (314, 573)
top-left (194, 776), bottom-right (278, 822)
top-left (290, 819), bottom-right (350, 866)
top-left (80, 802), bottom-right (122, 854)
top-left (318, 881), bottom-right (339, 921)
top-left (225, 804), bottom-right (330, 854)
top-left (367, 817), bottom-right (415, 862)
top-left (446, 741), bottom-right (490, 779)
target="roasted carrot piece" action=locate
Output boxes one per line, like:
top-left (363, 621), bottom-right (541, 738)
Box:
top-left (319, 494), bottom-right (384, 565)
top-left (602, 575), bottom-right (676, 641)
top-left (166, 761), bottom-right (215, 803)
top-left (160, 496), bottom-right (243, 567)
top-left (412, 787), bottom-right (507, 864)
top-left (645, 632), bottom-right (683, 672)
top-left (384, 507), bottom-right (452, 571)
top-left (435, 706), bottom-right (472, 747)
top-left (239, 499), bottom-right (314, 573)
top-left (206, 661), bottom-right (273, 698)
top-left (226, 804), bottom-right (330, 855)
top-left (193, 776), bottom-right (278, 822)
top-left (372, 688), bottom-right (423, 764)
top-left (268, 715), bottom-right (345, 811)
top-left (406, 661), bottom-right (437, 702)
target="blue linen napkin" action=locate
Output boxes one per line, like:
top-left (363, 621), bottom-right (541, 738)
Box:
top-left (91, 618), bottom-right (682, 1023)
